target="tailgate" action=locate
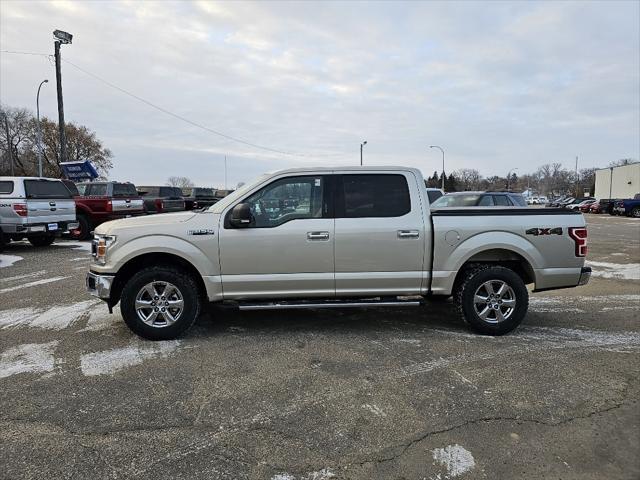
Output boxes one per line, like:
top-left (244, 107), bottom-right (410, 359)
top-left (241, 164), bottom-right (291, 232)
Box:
top-left (26, 198), bottom-right (76, 225)
top-left (111, 198), bottom-right (144, 212)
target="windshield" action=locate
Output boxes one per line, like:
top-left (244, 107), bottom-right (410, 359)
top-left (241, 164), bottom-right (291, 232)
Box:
top-left (209, 175), bottom-right (270, 213)
top-left (431, 194), bottom-right (480, 207)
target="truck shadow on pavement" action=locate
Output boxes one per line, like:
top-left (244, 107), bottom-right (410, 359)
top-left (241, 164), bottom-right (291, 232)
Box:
top-left (193, 302), bottom-right (474, 338)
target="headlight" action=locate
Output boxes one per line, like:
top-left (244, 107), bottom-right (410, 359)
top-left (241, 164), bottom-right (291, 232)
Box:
top-left (92, 234), bottom-right (117, 265)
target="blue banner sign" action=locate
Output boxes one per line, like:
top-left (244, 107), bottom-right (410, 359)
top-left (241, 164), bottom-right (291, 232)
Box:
top-left (60, 161), bottom-right (99, 181)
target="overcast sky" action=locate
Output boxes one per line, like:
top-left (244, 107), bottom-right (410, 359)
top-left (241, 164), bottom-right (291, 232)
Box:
top-left (1, 0), bottom-right (638, 187)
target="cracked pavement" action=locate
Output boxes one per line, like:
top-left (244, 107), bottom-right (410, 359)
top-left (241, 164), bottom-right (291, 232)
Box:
top-left (1, 214), bottom-right (639, 479)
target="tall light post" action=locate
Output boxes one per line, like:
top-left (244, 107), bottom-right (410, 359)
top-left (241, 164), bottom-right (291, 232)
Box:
top-left (506, 168), bottom-right (518, 190)
top-left (429, 145), bottom-right (445, 191)
top-left (360, 140), bottom-right (367, 166)
top-left (53, 29), bottom-right (72, 164)
top-left (36, 79), bottom-right (48, 177)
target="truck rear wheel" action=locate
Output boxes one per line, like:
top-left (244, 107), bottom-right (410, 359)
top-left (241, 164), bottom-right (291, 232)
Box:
top-left (28, 235), bottom-right (55, 247)
top-left (71, 214), bottom-right (91, 241)
top-left (454, 265), bottom-right (528, 335)
top-left (120, 266), bottom-right (202, 340)
top-left (631, 207), bottom-right (640, 218)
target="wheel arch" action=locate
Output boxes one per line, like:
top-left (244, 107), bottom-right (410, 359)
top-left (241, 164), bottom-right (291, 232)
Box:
top-left (110, 252), bottom-right (206, 309)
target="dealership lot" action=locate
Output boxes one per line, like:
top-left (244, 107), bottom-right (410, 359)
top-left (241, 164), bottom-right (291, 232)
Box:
top-left (0, 214), bottom-right (638, 479)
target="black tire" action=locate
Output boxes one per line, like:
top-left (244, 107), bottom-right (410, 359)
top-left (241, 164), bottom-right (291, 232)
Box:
top-left (120, 266), bottom-right (202, 340)
top-left (631, 207), bottom-right (640, 218)
top-left (454, 264), bottom-right (528, 336)
top-left (28, 235), bottom-right (55, 247)
top-left (71, 214), bottom-right (92, 241)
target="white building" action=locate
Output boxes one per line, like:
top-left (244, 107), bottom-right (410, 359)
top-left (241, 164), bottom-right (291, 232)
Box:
top-left (594, 163), bottom-right (640, 199)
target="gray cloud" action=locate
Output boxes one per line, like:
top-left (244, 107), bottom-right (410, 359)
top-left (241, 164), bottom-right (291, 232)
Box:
top-left (1, 0), bottom-right (638, 187)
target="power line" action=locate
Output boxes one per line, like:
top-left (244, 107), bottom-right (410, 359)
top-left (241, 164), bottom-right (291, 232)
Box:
top-left (1, 49), bottom-right (343, 157)
top-left (0, 50), bottom-right (50, 57)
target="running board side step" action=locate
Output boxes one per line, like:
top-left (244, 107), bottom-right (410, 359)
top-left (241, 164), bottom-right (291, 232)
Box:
top-left (237, 298), bottom-right (423, 311)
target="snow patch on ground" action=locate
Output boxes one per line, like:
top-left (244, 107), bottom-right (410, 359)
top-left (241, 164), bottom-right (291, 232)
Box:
top-left (0, 300), bottom-right (99, 330)
top-left (0, 341), bottom-right (58, 379)
top-left (271, 469), bottom-right (335, 480)
top-left (432, 444), bottom-right (476, 477)
top-left (80, 340), bottom-right (182, 376)
top-left (0, 270), bottom-right (47, 283)
top-left (0, 254), bottom-right (23, 268)
top-left (587, 261), bottom-right (640, 281)
top-left (53, 241), bottom-right (92, 252)
top-left (80, 305), bottom-right (119, 332)
top-left (0, 276), bottom-right (70, 294)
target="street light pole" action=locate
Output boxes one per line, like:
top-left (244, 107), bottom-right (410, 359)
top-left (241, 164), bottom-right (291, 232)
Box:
top-left (429, 145), bottom-right (445, 191)
top-left (506, 168), bottom-right (518, 190)
top-left (36, 79), bottom-right (48, 177)
top-left (360, 141), bottom-right (367, 166)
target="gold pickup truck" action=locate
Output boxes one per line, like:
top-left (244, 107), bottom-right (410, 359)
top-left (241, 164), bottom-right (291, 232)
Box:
top-left (86, 167), bottom-right (590, 340)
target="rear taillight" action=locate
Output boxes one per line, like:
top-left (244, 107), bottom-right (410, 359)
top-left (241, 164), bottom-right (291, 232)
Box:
top-left (155, 199), bottom-right (163, 212)
top-left (569, 227), bottom-right (588, 257)
top-left (12, 203), bottom-right (28, 217)
top-left (106, 200), bottom-right (113, 212)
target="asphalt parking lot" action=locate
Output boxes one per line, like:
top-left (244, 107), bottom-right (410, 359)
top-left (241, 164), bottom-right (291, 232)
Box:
top-left (1, 214), bottom-right (639, 480)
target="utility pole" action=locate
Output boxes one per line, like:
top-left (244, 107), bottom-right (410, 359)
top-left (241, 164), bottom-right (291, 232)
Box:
top-left (3, 112), bottom-right (14, 176)
top-left (53, 30), bottom-right (72, 164)
top-left (36, 79), bottom-right (48, 177)
top-left (224, 155), bottom-right (227, 189)
top-left (575, 155), bottom-right (579, 196)
top-left (360, 141), bottom-right (367, 166)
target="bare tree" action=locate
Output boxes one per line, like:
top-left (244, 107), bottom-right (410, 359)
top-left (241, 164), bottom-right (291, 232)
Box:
top-left (454, 168), bottom-right (482, 191)
top-left (167, 176), bottom-right (195, 188)
top-left (0, 104), bottom-right (113, 178)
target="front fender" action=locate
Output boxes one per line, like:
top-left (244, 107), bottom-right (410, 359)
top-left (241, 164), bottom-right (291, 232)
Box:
top-left (96, 234), bottom-right (219, 277)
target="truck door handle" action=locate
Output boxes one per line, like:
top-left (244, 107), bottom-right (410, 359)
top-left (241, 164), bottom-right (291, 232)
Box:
top-left (398, 230), bottom-right (419, 239)
top-left (307, 231), bottom-right (330, 241)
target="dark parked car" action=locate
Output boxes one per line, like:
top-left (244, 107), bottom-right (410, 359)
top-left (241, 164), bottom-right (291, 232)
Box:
top-left (431, 191), bottom-right (527, 208)
top-left (547, 196), bottom-right (574, 207)
top-left (136, 186), bottom-right (185, 214)
top-left (613, 193), bottom-right (640, 217)
top-left (182, 187), bottom-right (219, 210)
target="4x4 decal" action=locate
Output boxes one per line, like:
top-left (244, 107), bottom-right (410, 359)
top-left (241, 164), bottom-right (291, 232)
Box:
top-left (526, 227), bottom-right (563, 236)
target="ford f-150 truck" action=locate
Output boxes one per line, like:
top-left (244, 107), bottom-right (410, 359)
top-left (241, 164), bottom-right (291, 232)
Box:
top-left (1, 176), bottom-right (78, 250)
top-left (86, 167), bottom-right (591, 340)
top-left (68, 181), bottom-right (144, 240)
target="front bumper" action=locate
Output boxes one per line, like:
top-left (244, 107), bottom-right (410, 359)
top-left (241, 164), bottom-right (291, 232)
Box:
top-left (86, 271), bottom-right (114, 300)
top-left (578, 266), bottom-right (591, 286)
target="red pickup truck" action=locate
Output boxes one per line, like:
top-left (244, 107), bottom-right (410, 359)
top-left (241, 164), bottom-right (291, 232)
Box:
top-left (63, 180), bottom-right (144, 240)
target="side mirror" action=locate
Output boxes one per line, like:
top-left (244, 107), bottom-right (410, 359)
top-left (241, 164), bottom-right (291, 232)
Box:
top-left (229, 203), bottom-right (252, 227)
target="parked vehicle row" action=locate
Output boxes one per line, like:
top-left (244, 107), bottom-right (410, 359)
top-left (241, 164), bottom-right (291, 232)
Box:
top-left (430, 191), bottom-right (527, 208)
top-left (1, 176), bottom-right (234, 247)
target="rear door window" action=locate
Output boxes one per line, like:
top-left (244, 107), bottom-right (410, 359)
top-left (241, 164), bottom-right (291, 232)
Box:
top-left (113, 183), bottom-right (138, 197)
top-left (427, 190), bottom-right (443, 203)
top-left (493, 195), bottom-right (512, 206)
top-left (24, 180), bottom-right (72, 199)
top-left (510, 195), bottom-right (526, 207)
top-left (478, 195), bottom-right (494, 206)
top-left (0, 180), bottom-right (14, 194)
top-left (338, 174), bottom-right (411, 218)
top-left (87, 184), bottom-right (107, 196)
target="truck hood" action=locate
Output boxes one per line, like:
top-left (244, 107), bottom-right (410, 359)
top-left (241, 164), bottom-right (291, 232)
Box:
top-left (95, 211), bottom-right (197, 235)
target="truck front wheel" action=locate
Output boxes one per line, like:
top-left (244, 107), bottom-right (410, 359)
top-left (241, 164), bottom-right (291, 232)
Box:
top-left (120, 266), bottom-right (202, 340)
top-left (454, 265), bottom-right (528, 335)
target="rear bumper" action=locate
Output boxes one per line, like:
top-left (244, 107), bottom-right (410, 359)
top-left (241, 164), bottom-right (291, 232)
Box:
top-left (86, 271), bottom-right (114, 300)
top-left (1, 220), bottom-right (79, 235)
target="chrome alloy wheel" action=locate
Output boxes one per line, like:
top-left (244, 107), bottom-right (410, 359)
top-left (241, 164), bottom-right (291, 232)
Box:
top-left (135, 281), bottom-right (184, 327)
top-left (473, 280), bottom-right (516, 324)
